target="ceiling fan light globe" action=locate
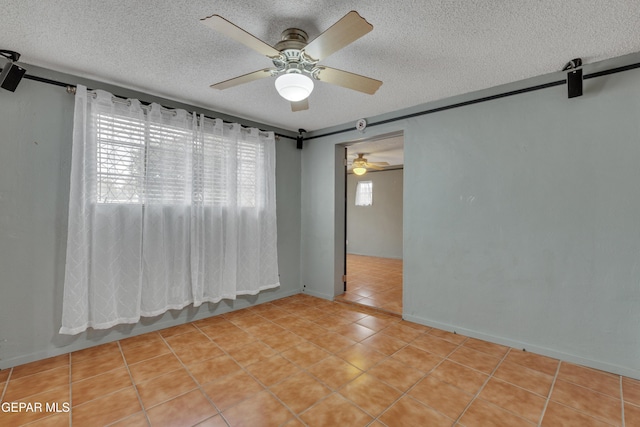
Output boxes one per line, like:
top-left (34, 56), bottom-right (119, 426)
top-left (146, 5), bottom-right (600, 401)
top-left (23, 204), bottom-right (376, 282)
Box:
top-left (275, 73), bottom-right (314, 102)
top-left (353, 166), bottom-right (367, 176)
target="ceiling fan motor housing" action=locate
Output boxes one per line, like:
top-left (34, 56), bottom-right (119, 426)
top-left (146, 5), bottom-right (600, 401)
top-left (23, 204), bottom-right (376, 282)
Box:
top-left (276, 28), bottom-right (308, 47)
top-left (272, 28), bottom-right (319, 78)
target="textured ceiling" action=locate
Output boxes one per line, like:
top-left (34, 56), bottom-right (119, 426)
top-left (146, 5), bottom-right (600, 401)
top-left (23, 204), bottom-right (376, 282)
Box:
top-left (3, 1), bottom-right (640, 132)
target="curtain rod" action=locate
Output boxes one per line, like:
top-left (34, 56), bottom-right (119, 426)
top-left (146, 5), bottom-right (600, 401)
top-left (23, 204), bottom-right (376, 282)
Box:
top-left (77, 87), bottom-right (275, 137)
top-left (65, 85), bottom-right (295, 141)
top-left (7, 59), bottom-right (640, 142)
top-left (2, 70), bottom-right (296, 141)
top-left (305, 60), bottom-right (640, 141)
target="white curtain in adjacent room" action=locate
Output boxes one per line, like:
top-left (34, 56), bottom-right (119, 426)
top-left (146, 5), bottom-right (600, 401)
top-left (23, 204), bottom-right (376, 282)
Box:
top-left (60, 85), bottom-right (279, 335)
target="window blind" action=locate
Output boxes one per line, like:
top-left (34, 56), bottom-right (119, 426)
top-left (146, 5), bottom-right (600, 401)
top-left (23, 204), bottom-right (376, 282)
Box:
top-left (95, 111), bottom-right (264, 207)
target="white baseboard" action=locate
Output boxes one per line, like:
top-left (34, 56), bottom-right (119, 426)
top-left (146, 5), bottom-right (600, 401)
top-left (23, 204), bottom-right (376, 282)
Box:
top-left (0, 288), bottom-right (302, 370)
top-left (404, 313), bottom-right (640, 381)
top-left (301, 288), bottom-right (334, 301)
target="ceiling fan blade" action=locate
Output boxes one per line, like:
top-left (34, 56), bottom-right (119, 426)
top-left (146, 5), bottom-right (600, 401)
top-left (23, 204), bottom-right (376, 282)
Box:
top-left (291, 99), bottom-right (309, 112)
top-left (368, 161), bottom-right (390, 166)
top-left (316, 67), bottom-right (382, 95)
top-left (366, 164), bottom-right (385, 170)
top-left (211, 68), bottom-right (274, 90)
top-left (303, 11), bottom-right (373, 61)
top-left (201, 14), bottom-right (281, 58)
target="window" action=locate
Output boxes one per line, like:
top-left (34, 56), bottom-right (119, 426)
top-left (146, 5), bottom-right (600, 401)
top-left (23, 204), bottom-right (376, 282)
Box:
top-left (95, 110), bottom-right (264, 207)
top-left (96, 113), bottom-right (146, 204)
top-left (355, 180), bottom-right (373, 206)
top-left (195, 126), bottom-right (263, 208)
top-left (61, 86), bottom-right (280, 334)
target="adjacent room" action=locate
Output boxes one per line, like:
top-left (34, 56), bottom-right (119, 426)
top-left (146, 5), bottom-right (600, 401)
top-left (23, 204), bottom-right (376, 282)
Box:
top-left (336, 135), bottom-right (404, 315)
top-left (1, 1), bottom-right (640, 426)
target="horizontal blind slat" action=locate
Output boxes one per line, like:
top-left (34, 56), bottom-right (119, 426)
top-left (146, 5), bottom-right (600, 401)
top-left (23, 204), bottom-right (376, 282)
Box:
top-left (95, 111), bottom-right (265, 207)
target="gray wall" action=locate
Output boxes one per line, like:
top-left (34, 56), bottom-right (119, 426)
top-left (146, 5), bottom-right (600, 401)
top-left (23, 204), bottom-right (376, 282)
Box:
top-left (0, 66), bottom-right (301, 369)
top-left (300, 52), bottom-right (640, 379)
top-left (347, 169), bottom-right (403, 259)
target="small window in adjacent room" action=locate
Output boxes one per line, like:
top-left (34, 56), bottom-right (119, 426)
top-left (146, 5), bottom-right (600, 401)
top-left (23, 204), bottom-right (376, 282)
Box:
top-left (355, 180), bottom-right (373, 206)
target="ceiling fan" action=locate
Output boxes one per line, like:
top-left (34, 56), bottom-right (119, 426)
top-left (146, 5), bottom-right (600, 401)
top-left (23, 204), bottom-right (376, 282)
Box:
top-left (201, 11), bottom-right (383, 112)
top-left (350, 153), bottom-right (389, 175)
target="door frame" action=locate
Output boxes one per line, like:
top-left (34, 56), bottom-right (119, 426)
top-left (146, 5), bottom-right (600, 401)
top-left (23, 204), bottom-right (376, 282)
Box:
top-left (335, 130), bottom-right (404, 297)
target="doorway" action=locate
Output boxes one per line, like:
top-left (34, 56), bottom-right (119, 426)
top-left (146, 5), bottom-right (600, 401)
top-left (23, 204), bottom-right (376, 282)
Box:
top-left (335, 132), bottom-right (404, 315)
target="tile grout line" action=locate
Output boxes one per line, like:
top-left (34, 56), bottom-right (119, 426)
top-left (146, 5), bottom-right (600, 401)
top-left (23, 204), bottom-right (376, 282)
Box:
top-left (275, 360), bottom-right (340, 426)
top-left (373, 336), bottom-right (468, 425)
top-left (341, 254), bottom-right (403, 317)
top-left (346, 255), bottom-right (457, 424)
top-left (194, 310), bottom-right (323, 426)
top-left (277, 355), bottom-right (337, 424)
top-left (0, 299), bottom-right (423, 426)
top-left (334, 299), bottom-right (402, 319)
top-left (16, 294), bottom-right (632, 427)
top-left (115, 340), bottom-right (152, 427)
top-left (376, 327), bottom-right (500, 424)
top-left (293, 329), bottom-right (389, 425)
top-left (247, 309), bottom-right (405, 425)
top-left (306, 328), bottom-right (409, 422)
top-left (176, 323), bottom-right (233, 427)
top-left (247, 308), bottom-right (359, 427)
top-left (539, 369), bottom-right (626, 426)
top-left (235, 328), bottom-right (312, 427)
top-left (288, 316), bottom-right (385, 421)
top-left (0, 367), bottom-right (12, 403)
top-left (269, 312), bottom-right (380, 426)
top-left (70, 344), bottom-right (152, 425)
top-left (453, 346), bottom-right (512, 425)
top-left (621, 375), bottom-right (625, 427)
top-left (125, 332), bottom-right (228, 425)
top-left (229, 312), bottom-right (323, 427)
top-left (537, 359), bottom-right (562, 426)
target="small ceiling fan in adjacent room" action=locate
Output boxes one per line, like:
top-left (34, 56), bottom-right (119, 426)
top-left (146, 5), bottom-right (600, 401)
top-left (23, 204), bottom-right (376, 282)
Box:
top-left (349, 153), bottom-right (389, 176)
top-left (201, 11), bottom-right (383, 112)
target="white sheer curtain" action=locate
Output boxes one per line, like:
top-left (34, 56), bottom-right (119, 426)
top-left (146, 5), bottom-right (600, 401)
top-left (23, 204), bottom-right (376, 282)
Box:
top-left (60, 85), bottom-right (279, 335)
top-left (355, 180), bottom-right (373, 206)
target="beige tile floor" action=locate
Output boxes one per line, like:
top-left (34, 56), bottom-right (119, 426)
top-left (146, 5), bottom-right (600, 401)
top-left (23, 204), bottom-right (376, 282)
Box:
top-left (1, 294), bottom-right (639, 426)
top-left (336, 254), bottom-right (403, 315)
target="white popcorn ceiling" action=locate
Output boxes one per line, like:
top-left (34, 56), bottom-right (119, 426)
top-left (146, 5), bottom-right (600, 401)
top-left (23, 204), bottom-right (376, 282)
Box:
top-left (3, 1), bottom-right (640, 132)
